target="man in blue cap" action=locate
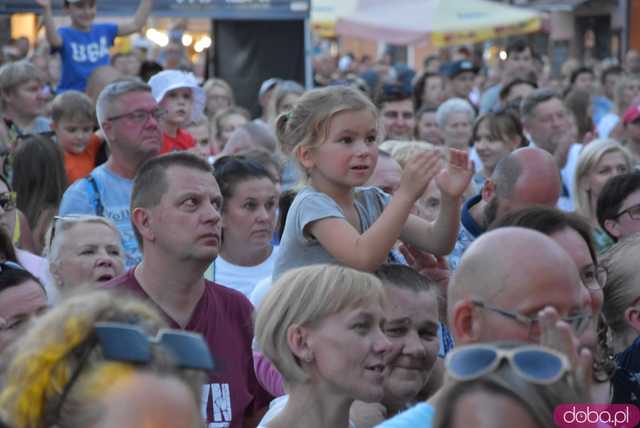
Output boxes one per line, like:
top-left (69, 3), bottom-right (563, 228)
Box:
top-left (444, 59), bottom-right (479, 107)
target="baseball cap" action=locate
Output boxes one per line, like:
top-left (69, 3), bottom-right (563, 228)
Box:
top-left (259, 78), bottom-right (281, 98)
top-left (622, 104), bottom-right (640, 125)
top-left (444, 60), bottom-right (479, 78)
top-left (148, 70), bottom-right (205, 123)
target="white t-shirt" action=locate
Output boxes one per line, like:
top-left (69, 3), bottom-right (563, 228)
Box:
top-left (597, 112), bottom-right (619, 139)
top-left (258, 395), bottom-right (357, 428)
top-left (206, 246), bottom-right (279, 298)
top-left (250, 276), bottom-right (273, 310)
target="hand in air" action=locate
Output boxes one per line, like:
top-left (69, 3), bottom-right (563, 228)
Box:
top-left (399, 243), bottom-right (450, 287)
top-left (539, 307), bottom-right (593, 393)
top-left (396, 151), bottom-right (442, 203)
top-left (435, 149), bottom-right (474, 199)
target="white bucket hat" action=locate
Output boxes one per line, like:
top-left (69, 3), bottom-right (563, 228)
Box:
top-left (149, 70), bottom-right (205, 123)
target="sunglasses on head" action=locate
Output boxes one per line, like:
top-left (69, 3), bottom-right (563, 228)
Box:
top-left (445, 344), bottom-right (570, 385)
top-left (54, 322), bottom-right (214, 423)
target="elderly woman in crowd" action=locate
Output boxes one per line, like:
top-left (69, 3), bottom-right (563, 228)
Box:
top-left (434, 342), bottom-right (589, 428)
top-left (47, 215), bottom-right (124, 292)
top-left (573, 138), bottom-right (633, 252)
top-left (0, 290), bottom-right (208, 428)
top-left (435, 98), bottom-right (476, 151)
top-left (601, 234), bottom-right (640, 405)
top-left (206, 156), bottom-right (279, 298)
top-left (255, 264), bottom-right (391, 428)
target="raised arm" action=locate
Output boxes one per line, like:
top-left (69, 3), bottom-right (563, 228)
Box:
top-left (309, 151), bottom-right (442, 272)
top-left (36, 0), bottom-right (62, 48)
top-left (117, 0), bottom-right (153, 36)
top-left (400, 149), bottom-right (473, 255)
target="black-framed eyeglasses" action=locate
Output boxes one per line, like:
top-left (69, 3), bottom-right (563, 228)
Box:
top-left (106, 108), bottom-right (167, 125)
top-left (0, 191), bottom-right (16, 211)
top-left (580, 265), bottom-right (608, 291)
top-left (614, 203), bottom-right (640, 221)
top-left (53, 322), bottom-right (214, 422)
top-left (472, 300), bottom-right (593, 339)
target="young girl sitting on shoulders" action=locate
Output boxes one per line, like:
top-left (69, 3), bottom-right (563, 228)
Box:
top-left (272, 86), bottom-right (473, 279)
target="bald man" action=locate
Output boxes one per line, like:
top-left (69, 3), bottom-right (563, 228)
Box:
top-left (448, 147), bottom-right (561, 271)
top-left (448, 227), bottom-right (589, 345)
top-left (374, 227), bottom-right (591, 428)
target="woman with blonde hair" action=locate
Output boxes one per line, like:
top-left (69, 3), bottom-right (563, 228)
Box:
top-left (255, 264), bottom-right (391, 428)
top-left (0, 289), bottom-right (210, 428)
top-left (601, 235), bottom-right (640, 404)
top-left (573, 138), bottom-right (633, 251)
top-left (203, 77), bottom-right (234, 119)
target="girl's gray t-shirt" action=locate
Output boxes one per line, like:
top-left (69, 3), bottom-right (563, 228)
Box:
top-left (272, 185), bottom-right (390, 279)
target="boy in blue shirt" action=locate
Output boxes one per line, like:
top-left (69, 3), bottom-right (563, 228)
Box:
top-left (37, 0), bottom-right (153, 93)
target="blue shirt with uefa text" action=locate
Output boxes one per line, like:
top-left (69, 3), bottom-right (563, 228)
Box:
top-left (59, 164), bottom-right (141, 269)
top-left (57, 23), bottom-right (118, 92)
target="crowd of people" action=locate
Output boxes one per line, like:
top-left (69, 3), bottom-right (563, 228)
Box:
top-left (0, 0), bottom-right (639, 427)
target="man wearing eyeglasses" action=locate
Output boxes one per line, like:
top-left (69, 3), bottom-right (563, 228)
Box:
top-left (59, 79), bottom-right (163, 269)
top-left (106, 152), bottom-right (271, 428)
top-left (375, 227), bottom-right (591, 428)
top-left (597, 171), bottom-right (640, 243)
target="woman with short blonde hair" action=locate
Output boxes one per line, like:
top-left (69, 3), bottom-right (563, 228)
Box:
top-left (255, 264), bottom-right (390, 428)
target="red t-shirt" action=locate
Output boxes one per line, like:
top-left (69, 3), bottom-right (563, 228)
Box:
top-left (160, 128), bottom-right (195, 154)
top-left (104, 269), bottom-right (272, 427)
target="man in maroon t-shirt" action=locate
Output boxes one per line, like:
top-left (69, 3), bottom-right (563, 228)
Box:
top-left (105, 152), bottom-right (271, 427)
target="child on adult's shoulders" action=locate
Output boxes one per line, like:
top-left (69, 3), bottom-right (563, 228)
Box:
top-left (37, 0), bottom-right (153, 93)
top-left (149, 69), bottom-right (206, 154)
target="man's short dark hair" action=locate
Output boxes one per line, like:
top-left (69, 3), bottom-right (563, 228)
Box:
top-left (569, 66), bottom-right (595, 86)
top-left (412, 72), bottom-right (442, 111)
top-left (131, 152), bottom-right (213, 247)
top-left (490, 206), bottom-right (597, 264)
top-left (375, 263), bottom-right (437, 294)
top-left (601, 65), bottom-right (624, 86)
top-left (375, 83), bottom-right (413, 109)
top-left (499, 78), bottom-right (538, 102)
top-left (596, 172), bottom-right (640, 241)
top-left (506, 39), bottom-right (533, 57)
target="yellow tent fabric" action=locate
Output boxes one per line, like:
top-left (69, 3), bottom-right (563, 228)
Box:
top-left (336, 0), bottom-right (542, 46)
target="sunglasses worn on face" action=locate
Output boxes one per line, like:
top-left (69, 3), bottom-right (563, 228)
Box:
top-left (445, 344), bottom-right (570, 384)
